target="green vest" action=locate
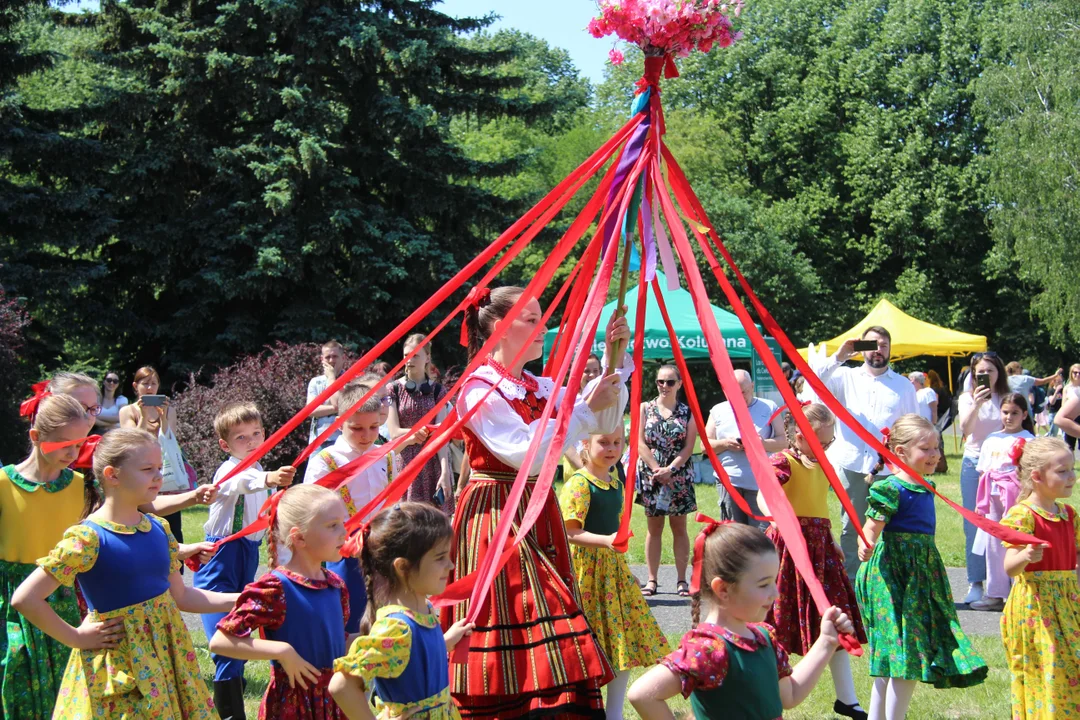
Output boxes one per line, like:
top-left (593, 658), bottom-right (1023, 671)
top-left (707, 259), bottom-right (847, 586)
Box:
top-left (573, 468), bottom-right (624, 535)
top-left (690, 631), bottom-right (784, 720)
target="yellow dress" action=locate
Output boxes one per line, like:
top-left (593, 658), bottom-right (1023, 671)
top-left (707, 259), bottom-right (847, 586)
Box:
top-left (1000, 500), bottom-right (1080, 720)
top-left (558, 468), bottom-right (669, 671)
top-left (333, 603), bottom-right (460, 720)
top-left (40, 514), bottom-right (216, 720)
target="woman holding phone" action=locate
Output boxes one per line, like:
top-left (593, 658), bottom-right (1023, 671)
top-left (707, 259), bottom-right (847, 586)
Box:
top-left (1053, 363), bottom-right (1080, 454)
top-left (119, 366), bottom-right (189, 541)
top-left (956, 352), bottom-right (1009, 605)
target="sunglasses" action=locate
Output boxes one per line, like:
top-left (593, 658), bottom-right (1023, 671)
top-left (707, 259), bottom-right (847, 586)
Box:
top-left (104, 377), bottom-right (119, 384)
top-left (656, 379), bottom-right (678, 387)
top-left (972, 351), bottom-right (999, 361)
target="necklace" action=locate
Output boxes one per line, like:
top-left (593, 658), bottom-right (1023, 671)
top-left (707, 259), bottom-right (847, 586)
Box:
top-left (486, 356), bottom-right (539, 393)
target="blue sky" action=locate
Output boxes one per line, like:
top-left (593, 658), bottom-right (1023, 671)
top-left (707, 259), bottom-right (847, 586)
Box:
top-left (62, 0), bottom-right (609, 84)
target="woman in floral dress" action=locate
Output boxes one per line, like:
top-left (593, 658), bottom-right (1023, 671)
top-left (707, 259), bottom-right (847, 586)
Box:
top-left (636, 364), bottom-right (698, 598)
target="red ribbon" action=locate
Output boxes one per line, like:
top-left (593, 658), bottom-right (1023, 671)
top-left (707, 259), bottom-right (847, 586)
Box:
top-left (881, 427), bottom-right (891, 441)
top-left (1008, 438), bottom-right (1027, 465)
top-left (71, 435), bottom-right (102, 470)
top-left (765, 399), bottom-right (812, 428)
top-left (340, 523), bottom-right (370, 559)
top-left (41, 436), bottom-right (91, 453)
top-left (635, 55), bottom-right (679, 95)
top-left (689, 513), bottom-right (732, 594)
top-left (20, 381), bottom-right (50, 419)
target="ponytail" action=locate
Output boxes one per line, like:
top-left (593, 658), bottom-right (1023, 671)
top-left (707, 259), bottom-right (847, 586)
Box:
top-left (464, 286), bottom-right (525, 361)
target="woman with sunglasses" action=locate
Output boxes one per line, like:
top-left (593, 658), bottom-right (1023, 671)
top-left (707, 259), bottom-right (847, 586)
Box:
top-left (956, 352), bottom-right (1010, 605)
top-left (386, 333), bottom-right (454, 513)
top-left (1053, 364), bottom-right (1080, 455)
top-left (92, 372), bottom-right (128, 433)
top-left (636, 364), bottom-right (698, 598)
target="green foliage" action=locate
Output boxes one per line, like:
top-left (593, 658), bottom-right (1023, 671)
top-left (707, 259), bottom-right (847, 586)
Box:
top-left (977, 0), bottom-right (1080, 347)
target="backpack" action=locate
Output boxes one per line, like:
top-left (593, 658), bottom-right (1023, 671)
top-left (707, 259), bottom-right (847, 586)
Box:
top-left (1032, 384), bottom-right (1047, 414)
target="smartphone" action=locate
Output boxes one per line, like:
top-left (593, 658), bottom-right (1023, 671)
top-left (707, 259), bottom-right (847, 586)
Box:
top-left (853, 340), bottom-right (879, 352)
top-left (434, 486), bottom-right (446, 508)
top-left (141, 394), bottom-right (168, 407)
top-left (975, 373), bottom-right (991, 390)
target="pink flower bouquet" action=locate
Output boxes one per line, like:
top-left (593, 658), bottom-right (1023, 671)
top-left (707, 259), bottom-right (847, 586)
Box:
top-left (589, 0), bottom-right (744, 63)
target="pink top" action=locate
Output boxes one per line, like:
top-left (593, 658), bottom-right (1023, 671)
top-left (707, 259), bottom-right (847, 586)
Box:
top-left (957, 392), bottom-right (1002, 458)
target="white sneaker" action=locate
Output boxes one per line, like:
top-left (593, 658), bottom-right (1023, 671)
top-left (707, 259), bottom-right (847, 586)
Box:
top-left (962, 582), bottom-right (984, 605)
top-left (969, 596), bottom-right (1005, 612)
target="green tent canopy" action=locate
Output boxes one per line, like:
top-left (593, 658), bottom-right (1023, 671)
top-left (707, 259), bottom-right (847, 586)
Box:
top-left (543, 271), bottom-right (769, 362)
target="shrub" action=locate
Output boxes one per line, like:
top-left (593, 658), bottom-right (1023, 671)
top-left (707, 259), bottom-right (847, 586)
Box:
top-left (173, 342), bottom-right (342, 483)
top-left (0, 285), bottom-right (31, 463)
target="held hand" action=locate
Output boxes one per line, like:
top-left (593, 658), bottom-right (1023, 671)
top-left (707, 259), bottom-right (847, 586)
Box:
top-left (194, 485), bottom-right (217, 505)
top-left (604, 533), bottom-right (618, 549)
top-left (276, 645), bottom-right (320, 689)
top-left (178, 541), bottom-right (218, 566)
top-left (719, 437), bottom-right (743, 453)
top-left (651, 466), bottom-right (672, 485)
top-left (1019, 544), bottom-right (1047, 566)
top-left (322, 360), bottom-right (337, 381)
top-left (837, 338), bottom-right (860, 363)
top-left (819, 606), bottom-right (853, 646)
top-left (973, 384), bottom-right (992, 406)
top-left (267, 466), bottom-right (297, 488)
top-left (407, 427), bottom-right (431, 447)
top-left (605, 308), bottom-right (631, 351)
top-left (443, 619), bottom-right (475, 652)
top-left (73, 615), bottom-right (125, 650)
top-left (584, 375), bottom-right (621, 415)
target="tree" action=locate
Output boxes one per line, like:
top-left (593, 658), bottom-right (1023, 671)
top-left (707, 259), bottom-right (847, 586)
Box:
top-left (0, 2), bottom-right (115, 372)
top-left (80, 0), bottom-right (559, 376)
top-left (977, 0), bottom-right (1080, 347)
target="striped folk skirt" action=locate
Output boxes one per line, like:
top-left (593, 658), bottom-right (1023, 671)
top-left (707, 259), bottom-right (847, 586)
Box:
top-left (441, 472), bottom-right (611, 719)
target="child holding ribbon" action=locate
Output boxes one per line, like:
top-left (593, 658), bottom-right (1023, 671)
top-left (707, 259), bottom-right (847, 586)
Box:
top-left (627, 521), bottom-right (856, 719)
top-left (759, 402), bottom-right (868, 719)
top-left (856, 414), bottom-right (987, 720)
top-left (329, 502), bottom-right (474, 719)
top-left (1000, 437), bottom-right (1080, 719)
top-left (971, 392), bottom-right (1035, 612)
top-left (0, 394), bottom-right (94, 719)
top-left (12, 428), bottom-right (235, 720)
top-left (559, 429), bottom-right (668, 719)
top-left (211, 485), bottom-right (352, 720)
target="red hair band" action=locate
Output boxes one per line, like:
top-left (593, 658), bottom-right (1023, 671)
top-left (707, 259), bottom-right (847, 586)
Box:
top-left (340, 523), bottom-right (370, 559)
top-left (766, 399), bottom-right (813, 427)
top-left (1008, 438), bottom-right (1027, 465)
top-left (19, 381), bottom-right (51, 419)
top-left (689, 513), bottom-right (733, 595)
top-left (459, 286), bottom-right (492, 346)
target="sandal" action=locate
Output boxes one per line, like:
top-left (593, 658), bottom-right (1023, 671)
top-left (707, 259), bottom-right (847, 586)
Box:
top-left (641, 580), bottom-right (659, 597)
top-left (677, 580), bottom-right (690, 597)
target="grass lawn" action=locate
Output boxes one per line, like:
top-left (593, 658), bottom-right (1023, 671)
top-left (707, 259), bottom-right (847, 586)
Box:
top-left (181, 447), bottom-right (1062, 718)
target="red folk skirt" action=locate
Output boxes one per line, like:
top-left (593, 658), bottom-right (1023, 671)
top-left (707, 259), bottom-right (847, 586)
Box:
top-left (765, 517), bottom-right (867, 655)
top-left (441, 471), bottom-right (612, 719)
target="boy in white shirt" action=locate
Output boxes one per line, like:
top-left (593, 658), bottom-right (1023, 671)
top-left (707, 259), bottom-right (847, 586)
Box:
top-left (194, 401), bottom-right (295, 720)
top-left (303, 380), bottom-right (396, 632)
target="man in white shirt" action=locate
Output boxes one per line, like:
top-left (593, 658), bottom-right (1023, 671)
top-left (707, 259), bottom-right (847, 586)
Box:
top-left (307, 340), bottom-right (346, 448)
top-left (705, 370), bottom-right (786, 529)
top-left (810, 326), bottom-right (919, 580)
top-left (909, 371), bottom-right (938, 424)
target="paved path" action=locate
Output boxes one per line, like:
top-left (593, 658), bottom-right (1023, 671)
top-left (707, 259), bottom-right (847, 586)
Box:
top-left (184, 564), bottom-right (1003, 644)
top-left (630, 564), bottom-right (1003, 639)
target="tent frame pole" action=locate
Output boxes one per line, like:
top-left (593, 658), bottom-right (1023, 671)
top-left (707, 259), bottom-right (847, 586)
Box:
top-left (949, 356), bottom-right (959, 454)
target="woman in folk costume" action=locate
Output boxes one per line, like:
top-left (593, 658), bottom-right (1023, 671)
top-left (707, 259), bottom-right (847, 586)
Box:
top-left (440, 286), bottom-right (632, 719)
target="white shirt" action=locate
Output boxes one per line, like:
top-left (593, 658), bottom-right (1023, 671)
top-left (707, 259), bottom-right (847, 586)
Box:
top-left (976, 429), bottom-right (1034, 476)
top-left (205, 456), bottom-right (270, 541)
top-left (915, 387), bottom-right (937, 422)
top-left (706, 398), bottom-right (779, 490)
top-left (97, 395), bottom-right (129, 425)
top-left (810, 355), bottom-right (920, 475)
top-left (957, 393), bottom-right (1003, 458)
top-left (459, 357), bottom-right (632, 477)
top-left (303, 435), bottom-right (397, 523)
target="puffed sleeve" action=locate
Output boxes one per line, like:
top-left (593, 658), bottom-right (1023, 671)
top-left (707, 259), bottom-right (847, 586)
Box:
top-left (659, 629), bottom-right (729, 698)
top-left (757, 623), bottom-right (793, 679)
top-left (865, 478), bottom-right (900, 523)
top-left (1000, 503), bottom-right (1037, 549)
top-left (559, 471), bottom-right (592, 527)
top-left (217, 573), bottom-right (287, 636)
top-left (332, 616), bottom-right (412, 689)
top-left (148, 513), bottom-right (182, 575)
top-left (770, 453), bottom-right (793, 486)
top-left (38, 524), bottom-right (99, 586)
top-left (1072, 506), bottom-right (1080, 552)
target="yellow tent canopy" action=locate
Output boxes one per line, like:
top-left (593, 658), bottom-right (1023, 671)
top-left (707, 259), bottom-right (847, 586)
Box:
top-left (799, 298), bottom-right (987, 362)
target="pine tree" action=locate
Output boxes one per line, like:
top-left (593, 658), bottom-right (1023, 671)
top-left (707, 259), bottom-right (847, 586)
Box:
top-left (92, 0), bottom-right (557, 373)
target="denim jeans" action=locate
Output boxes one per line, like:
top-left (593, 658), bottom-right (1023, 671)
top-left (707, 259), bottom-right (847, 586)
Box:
top-left (960, 455), bottom-right (986, 584)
